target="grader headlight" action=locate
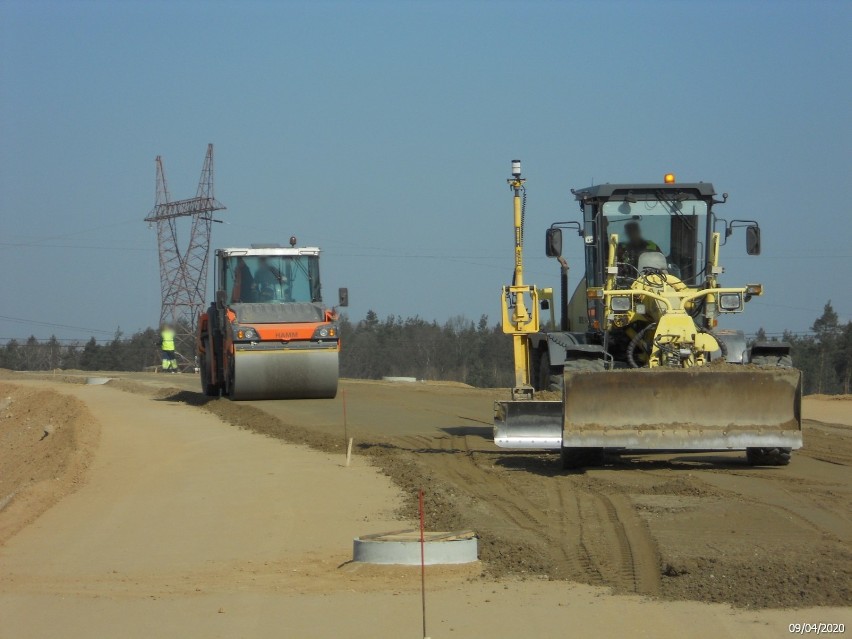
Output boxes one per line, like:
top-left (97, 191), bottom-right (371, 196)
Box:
top-left (610, 296), bottom-right (632, 313)
top-left (718, 293), bottom-right (744, 312)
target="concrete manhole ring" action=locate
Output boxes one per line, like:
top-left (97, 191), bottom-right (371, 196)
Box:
top-left (353, 529), bottom-right (477, 565)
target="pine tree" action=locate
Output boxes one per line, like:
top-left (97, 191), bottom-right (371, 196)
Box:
top-left (811, 301), bottom-right (840, 394)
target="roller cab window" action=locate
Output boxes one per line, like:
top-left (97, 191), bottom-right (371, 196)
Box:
top-left (223, 255), bottom-right (321, 304)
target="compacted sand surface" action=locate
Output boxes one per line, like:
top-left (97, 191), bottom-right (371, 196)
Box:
top-left (0, 373), bottom-right (849, 637)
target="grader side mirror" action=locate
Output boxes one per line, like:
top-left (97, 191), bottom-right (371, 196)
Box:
top-left (746, 225), bottom-right (761, 256)
top-left (215, 289), bottom-right (227, 309)
top-left (338, 287), bottom-right (349, 307)
top-left (545, 228), bottom-right (563, 258)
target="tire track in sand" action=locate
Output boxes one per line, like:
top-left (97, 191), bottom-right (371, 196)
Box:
top-left (407, 436), bottom-right (662, 595)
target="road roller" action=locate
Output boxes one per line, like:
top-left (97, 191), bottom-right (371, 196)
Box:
top-left (197, 239), bottom-right (348, 400)
top-left (494, 160), bottom-right (802, 468)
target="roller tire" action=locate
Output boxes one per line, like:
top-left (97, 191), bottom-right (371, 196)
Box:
top-left (746, 447), bottom-right (792, 466)
top-left (751, 354), bottom-right (793, 368)
top-left (539, 350), bottom-right (564, 394)
top-left (200, 354), bottom-right (220, 397)
top-left (224, 355), bottom-right (235, 398)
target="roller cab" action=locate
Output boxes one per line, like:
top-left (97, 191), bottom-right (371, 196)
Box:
top-left (198, 243), bottom-right (347, 400)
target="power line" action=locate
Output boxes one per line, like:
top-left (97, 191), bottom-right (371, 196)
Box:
top-left (0, 314), bottom-right (115, 335)
top-left (0, 243), bottom-right (154, 252)
top-left (0, 336), bottom-right (113, 344)
top-left (1, 217), bottom-right (140, 248)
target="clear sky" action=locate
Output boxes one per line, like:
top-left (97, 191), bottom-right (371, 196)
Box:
top-left (1, 0), bottom-right (850, 343)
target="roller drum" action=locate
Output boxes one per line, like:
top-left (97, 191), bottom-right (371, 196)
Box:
top-left (230, 347), bottom-right (339, 400)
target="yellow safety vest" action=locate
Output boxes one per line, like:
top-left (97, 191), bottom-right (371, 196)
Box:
top-left (161, 329), bottom-right (176, 352)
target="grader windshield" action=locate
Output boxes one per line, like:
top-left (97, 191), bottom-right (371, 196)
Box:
top-left (603, 198), bottom-right (708, 284)
top-left (223, 254), bottom-right (322, 304)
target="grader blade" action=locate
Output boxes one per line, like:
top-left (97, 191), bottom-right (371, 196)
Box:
top-left (494, 400), bottom-right (563, 449)
top-left (562, 367), bottom-right (802, 450)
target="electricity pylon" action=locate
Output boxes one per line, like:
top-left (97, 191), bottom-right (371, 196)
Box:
top-left (144, 144), bottom-right (226, 365)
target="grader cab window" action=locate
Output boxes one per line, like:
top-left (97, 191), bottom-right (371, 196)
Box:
top-left (223, 254), bottom-right (321, 304)
top-left (602, 198), bottom-right (707, 283)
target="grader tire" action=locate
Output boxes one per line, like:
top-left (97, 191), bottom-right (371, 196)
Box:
top-left (751, 354), bottom-right (793, 368)
top-left (746, 447), bottom-right (792, 466)
top-left (559, 357), bottom-right (608, 470)
top-left (539, 351), bottom-right (564, 394)
top-left (561, 446), bottom-right (605, 470)
top-left (564, 358), bottom-right (607, 373)
top-left (747, 353), bottom-right (795, 466)
top-left (530, 348), bottom-right (542, 391)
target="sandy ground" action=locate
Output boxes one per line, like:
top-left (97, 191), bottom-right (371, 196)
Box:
top-left (0, 383), bottom-right (98, 545)
top-left (0, 373), bottom-right (850, 637)
top-left (120, 373), bottom-right (850, 608)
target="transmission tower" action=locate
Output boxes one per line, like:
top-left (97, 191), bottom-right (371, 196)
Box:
top-left (144, 144), bottom-right (226, 363)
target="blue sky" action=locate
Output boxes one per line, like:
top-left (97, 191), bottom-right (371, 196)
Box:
top-left (1, 0), bottom-right (850, 342)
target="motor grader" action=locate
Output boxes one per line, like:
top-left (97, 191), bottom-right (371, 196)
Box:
top-left (494, 161), bottom-right (802, 468)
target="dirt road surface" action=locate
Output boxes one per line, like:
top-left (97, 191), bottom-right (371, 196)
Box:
top-left (140, 374), bottom-right (850, 609)
top-left (1, 373), bottom-right (850, 637)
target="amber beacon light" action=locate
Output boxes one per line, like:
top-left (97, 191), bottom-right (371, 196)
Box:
top-left (664, 173), bottom-right (676, 184)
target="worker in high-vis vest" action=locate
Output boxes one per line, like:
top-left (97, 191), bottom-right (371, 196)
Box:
top-left (160, 324), bottom-right (179, 373)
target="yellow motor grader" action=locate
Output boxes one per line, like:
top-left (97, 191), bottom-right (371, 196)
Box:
top-left (494, 161), bottom-right (802, 468)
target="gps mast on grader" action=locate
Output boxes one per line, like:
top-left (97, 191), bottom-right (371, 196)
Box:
top-left (495, 161), bottom-right (802, 468)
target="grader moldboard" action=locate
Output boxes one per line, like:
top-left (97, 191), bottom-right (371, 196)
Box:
top-left (494, 161), bottom-right (802, 469)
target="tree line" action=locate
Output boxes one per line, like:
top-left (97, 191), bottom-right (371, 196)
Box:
top-left (756, 301), bottom-right (851, 395)
top-left (0, 303), bottom-right (849, 394)
top-left (337, 311), bottom-right (514, 387)
top-left (0, 314), bottom-right (515, 387)
top-left (0, 329), bottom-right (165, 373)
